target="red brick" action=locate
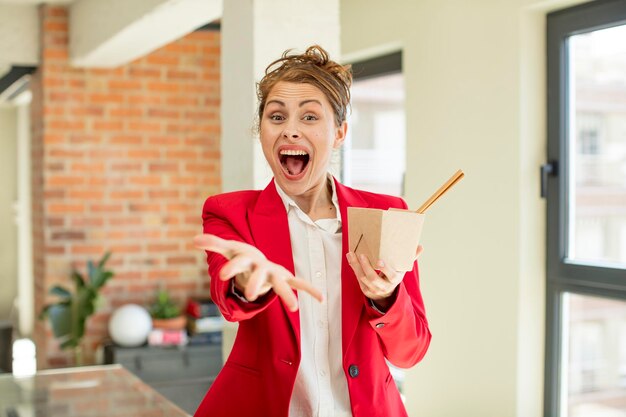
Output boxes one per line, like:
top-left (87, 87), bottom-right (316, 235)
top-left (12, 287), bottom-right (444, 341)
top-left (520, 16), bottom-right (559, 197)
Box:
top-left (90, 204), bottom-right (123, 213)
top-left (44, 21), bottom-right (68, 32)
top-left (147, 243), bottom-right (179, 252)
top-left (128, 121), bottom-right (161, 132)
top-left (110, 162), bottom-right (142, 172)
top-left (110, 135), bottom-right (142, 145)
top-left (110, 244), bottom-right (141, 253)
top-left (109, 80), bottom-right (142, 90)
top-left (147, 108), bottom-right (180, 118)
top-left (129, 203), bottom-right (160, 212)
top-left (48, 148), bottom-right (85, 159)
top-left (110, 108), bottom-right (143, 118)
top-left (89, 93), bottom-right (124, 104)
top-left (47, 120), bottom-right (85, 130)
top-left (128, 68), bottom-right (161, 78)
top-left (48, 202), bottom-right (84, 213)
top-left (69, 190), bottom-right (105, 199)
top-left (148, 190), bottom-right (179, 199)
top-left (148, 136), bottom-right (180, 146)
top-left (147, 81), bottom-right (179, 93)
top-left (110, 190), bottom-right (143, 199)
top-left (128, 149), bottom-right (160, 159)
top-left (146, 55), bottom-right (179, 66)
top-left (43, 48), bottom-right (68, 61)
top-left (71, 218), bottom-right (104, 227)
top-left (93, 120), bottom-right (123, 131)
top-left (51, 231), bottom-right (85, 240)
top-left (71, 245), bottom-right (105, 255)
top-left (47, 176), bottom-right (85, 187)
top-left (149, 162), bottom-right (178, 172)
top-left (147, 270), bottom-right (180, 280)
top-left (166, 69), bottom-right (198, 80)
top-left (166, 96), bottom-right (198, 106)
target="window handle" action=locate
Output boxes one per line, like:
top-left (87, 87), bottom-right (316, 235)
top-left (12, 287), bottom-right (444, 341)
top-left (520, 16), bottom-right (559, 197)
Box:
top-left (540, 161), bottom-right (558, 199)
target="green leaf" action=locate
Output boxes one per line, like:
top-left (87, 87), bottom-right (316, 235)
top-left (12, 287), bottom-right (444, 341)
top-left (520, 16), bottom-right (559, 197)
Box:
top-left (97, 251), bottom-right (112, 270)
top-left (87, 260), bottom-right (96, 285)
top-left (49, 285), bottom-right (71, 300)
top-left (47, 303), bottom-right (72, 339)
top-left (71, 271), bottom-right (86, 289)
top-left (92, 271), bottom-right (113, 289)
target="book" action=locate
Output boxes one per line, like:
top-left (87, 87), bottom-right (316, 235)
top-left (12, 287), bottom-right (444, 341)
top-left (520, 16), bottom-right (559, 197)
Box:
top-left (148, 329), bottom-right (188, 346)
top-left (186, 297), bottom-right (220, 319)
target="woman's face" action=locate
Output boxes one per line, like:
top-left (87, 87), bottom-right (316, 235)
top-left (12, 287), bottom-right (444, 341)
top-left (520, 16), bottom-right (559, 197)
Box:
top-left (260, 81), bottom-right (347, 198)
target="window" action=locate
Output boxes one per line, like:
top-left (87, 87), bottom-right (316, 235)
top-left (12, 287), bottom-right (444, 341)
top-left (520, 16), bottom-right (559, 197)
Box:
top-left (546, 1), bottom-right (626, 416)
top-left (342, 52), bottom-right (405, 197)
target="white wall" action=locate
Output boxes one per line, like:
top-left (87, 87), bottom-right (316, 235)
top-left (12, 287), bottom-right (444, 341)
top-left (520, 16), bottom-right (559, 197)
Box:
top-left (340, 0), bottom-right (587, 415)
top-left (0, 107), bottom-right (18, 320)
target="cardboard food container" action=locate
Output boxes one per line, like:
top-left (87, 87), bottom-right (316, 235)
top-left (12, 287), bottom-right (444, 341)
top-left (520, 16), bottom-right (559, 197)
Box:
top-left (348, 208), bottom-right (425, 272)
top-left (347, 169), bottom-right (464, 272)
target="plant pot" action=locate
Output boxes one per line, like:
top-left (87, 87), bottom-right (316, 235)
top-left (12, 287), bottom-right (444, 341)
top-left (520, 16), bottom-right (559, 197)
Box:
top-left (152, 315), bottom-right (187, 331)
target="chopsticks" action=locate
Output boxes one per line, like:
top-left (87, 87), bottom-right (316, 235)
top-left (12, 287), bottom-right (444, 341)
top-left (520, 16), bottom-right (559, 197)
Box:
top-left (415, 169), bottom-right (465, 214)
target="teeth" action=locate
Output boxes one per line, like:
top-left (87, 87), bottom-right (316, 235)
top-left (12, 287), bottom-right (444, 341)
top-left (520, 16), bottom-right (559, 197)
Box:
top-left (280, 149), bottom-right (308, 156)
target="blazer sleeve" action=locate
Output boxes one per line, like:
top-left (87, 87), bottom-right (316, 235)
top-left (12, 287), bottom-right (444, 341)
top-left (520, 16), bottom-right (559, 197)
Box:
top-left (202, 196), bottom-right (278, 322)
top-left (365, 197), bottom-right (432, 368)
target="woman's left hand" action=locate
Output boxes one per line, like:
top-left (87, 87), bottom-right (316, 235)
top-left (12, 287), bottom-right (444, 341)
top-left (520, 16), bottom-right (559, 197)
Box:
top-left (346, 245), bottom-right (423, 311)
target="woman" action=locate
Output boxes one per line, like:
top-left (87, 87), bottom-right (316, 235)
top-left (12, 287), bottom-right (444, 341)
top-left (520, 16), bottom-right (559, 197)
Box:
top-left (194, 45), bottom-right (431, 417)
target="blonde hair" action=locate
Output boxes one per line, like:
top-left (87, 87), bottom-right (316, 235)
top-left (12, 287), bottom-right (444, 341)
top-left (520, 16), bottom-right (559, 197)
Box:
top-left (257, 45), bottom-right (352, 128)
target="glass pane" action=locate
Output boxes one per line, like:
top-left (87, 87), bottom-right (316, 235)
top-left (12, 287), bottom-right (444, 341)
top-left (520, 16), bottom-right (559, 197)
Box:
top-left (563, 293), bottom-right (626, 416)
top-left (567, 24), bottom-right (626, 268)
top-left (344, 73), bottom-right (405, 196)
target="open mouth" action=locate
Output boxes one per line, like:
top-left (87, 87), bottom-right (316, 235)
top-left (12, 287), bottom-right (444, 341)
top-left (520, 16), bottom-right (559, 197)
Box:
top-left (279, 149), bottom-right (310, 178)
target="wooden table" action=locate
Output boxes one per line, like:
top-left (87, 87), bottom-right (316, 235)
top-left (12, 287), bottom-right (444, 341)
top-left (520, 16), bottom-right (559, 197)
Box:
top-left (0, 364), bottom-right (191, 417)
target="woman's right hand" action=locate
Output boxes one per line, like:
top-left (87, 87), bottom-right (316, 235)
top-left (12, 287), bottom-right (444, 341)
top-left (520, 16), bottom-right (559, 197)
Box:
top-left (194, 234), bottom-right (323, 312)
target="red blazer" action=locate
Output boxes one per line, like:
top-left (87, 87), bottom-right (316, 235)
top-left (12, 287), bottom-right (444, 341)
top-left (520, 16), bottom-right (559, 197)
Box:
top-left (194, 178), bottom-right (431, 417)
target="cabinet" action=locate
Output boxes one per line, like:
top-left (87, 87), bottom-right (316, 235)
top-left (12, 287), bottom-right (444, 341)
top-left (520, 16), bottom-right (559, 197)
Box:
top-left (104, 342), bottom-right (222, 414)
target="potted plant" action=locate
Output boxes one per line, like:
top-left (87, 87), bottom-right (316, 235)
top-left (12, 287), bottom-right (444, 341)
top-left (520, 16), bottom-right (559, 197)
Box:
top-left (149, 289), bottom-right (186, 330)
top-left (40, 252), bottom-right (114, 366)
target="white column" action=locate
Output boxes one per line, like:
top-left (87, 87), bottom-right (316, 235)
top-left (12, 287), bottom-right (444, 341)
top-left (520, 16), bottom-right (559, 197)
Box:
top-left (15, 92), bottom-right (34, 337)
top-left (221, 0), bottom-right (341, 192)
top-left (220, 0), bottom-right (341, 360)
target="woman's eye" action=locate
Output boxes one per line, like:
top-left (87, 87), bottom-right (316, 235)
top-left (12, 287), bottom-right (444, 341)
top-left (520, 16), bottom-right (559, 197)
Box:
top-left (303, 114), bottom-right (317, 121)
top-left (270, 114), bottom-right (284, 121)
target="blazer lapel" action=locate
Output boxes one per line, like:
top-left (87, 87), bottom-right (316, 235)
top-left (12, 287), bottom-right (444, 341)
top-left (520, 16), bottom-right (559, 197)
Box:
top-left (247, 180), bottom-right (301, 346)
top-left (334, 177), bottom-right (370, 357)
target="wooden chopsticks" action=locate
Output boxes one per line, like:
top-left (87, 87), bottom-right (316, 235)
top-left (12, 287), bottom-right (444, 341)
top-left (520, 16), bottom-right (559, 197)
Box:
top-left (415, 169), bottom-right (465, 214)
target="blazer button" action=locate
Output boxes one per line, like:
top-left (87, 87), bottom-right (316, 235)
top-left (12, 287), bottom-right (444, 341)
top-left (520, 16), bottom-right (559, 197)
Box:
top-left (348, 365), bottom-right (359, 378)
top-left (375, 323), bottom-right (385, 329)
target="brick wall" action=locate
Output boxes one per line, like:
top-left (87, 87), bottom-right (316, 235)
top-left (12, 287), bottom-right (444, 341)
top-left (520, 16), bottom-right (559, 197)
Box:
top-left (32, 5), bottom-right (221, 368)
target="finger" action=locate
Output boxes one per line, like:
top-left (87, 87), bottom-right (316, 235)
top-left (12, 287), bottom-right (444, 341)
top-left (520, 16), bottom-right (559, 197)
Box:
top-left (415, 245), bottom-right (424, 259)
top-left (220, 254), bottom-right (254, 280)
top-left (346, 252), bottom-right (366, 279)
top-left (194, 234), bottom-right (258, 260)
top-left (375, 259), bottom-right (403, 285)
top-left (271, 274), bottom-right (299, 312)
top-left (348, 253), bottom-right (383, 294)
top-left (245, 267), bottom-right (269, 301)
top-left (356, 254), bottom-right (384, 286)
top-left (286, 277), bottom-right (324, 303)
top-left (193, 234), bottom-right (235, 259)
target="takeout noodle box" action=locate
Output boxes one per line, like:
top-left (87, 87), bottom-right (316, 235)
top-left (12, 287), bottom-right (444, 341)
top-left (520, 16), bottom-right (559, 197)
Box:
top-left (347, 207), bottom-right (425, 272)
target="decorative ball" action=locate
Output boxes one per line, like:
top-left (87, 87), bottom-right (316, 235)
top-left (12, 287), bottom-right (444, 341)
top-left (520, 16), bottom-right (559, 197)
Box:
top-left (108, 304), bottom-right (152, 347)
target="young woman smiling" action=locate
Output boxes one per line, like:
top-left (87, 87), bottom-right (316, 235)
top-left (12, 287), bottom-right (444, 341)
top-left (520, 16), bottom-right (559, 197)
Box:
top-left (193, 45), bottom-right (430, 417)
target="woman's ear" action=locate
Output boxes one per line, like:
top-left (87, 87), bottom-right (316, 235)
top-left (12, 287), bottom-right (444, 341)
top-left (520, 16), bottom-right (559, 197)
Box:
top-left (333, 121), bottom-right (348, 149)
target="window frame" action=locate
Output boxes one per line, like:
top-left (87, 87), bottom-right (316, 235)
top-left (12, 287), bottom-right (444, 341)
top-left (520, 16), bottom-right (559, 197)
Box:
top-left (340, 51), bottom-right (403, 190)
top-left (545, 1), bottom-right (626, 415)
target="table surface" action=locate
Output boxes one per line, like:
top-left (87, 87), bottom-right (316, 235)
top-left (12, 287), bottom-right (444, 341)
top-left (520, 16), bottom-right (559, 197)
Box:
top-left (0, 364), bottom-right (191, 417)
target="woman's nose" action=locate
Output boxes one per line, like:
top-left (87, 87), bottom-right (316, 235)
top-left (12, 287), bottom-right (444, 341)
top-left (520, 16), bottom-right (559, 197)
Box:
top-left (282, 129), bottom-right (300, 140)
